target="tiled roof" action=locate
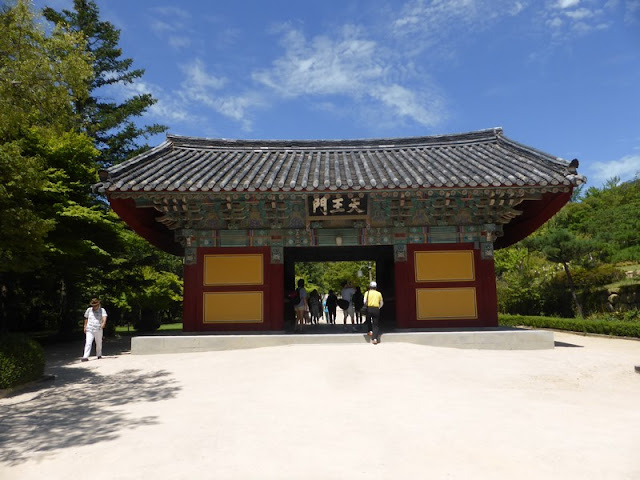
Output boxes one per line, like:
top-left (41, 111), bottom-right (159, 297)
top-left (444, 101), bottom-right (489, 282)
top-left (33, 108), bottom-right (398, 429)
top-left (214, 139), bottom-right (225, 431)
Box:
top-left (99, 128), bottom-right (584, 194)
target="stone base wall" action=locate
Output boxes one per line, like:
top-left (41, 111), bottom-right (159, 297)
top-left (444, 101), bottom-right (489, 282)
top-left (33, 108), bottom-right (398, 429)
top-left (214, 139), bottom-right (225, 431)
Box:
top-left (608, 284), bottom-right (640, 311)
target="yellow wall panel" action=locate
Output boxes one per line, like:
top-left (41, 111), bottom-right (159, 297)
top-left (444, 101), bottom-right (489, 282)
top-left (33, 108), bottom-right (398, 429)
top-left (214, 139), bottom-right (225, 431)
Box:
top-left (415, 251), bottom-right (475, 282)
top-left (204, 254), bottom-right (263, 286)
top-left (416, 287), bottom-right (477, 320)
top-left (203, 292), bottom-right (263, 323)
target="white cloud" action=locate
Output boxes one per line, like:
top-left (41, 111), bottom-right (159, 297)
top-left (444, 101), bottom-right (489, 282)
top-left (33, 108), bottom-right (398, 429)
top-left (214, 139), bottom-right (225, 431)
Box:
top-left (590, 153), bottom-right (640, 185)
top-left (148, 6), bottom-right (193, 50)
top-left (626, 0), bottom-right (640, 23)
top-left (151, 7), bottom-right (191, 20)
top-left (253, 25), bottom-right (385, 97)
top-left (252, 24), bottom-right (443, 127)
top-left (149, 98), bottom-right (191, 123)
top-left (178, 59), bottom-right (264, 130)
top-left (564, 7), bottom-right (593, 19)
top-left (543, 0), bottom-right (615, 36)
top-left (372, 85), bottom-right (444, 128)
top-left (390, 0), bottom-right (530, 55)
top-left (511, 2), bottom-right (527, 15)
top-left (555, 0), bottom-right (580, 8)
top-left (181, 59), bottom-right (227, 91)
top-left (104, 79), bottom-right (194, 125)
top-left (150, 19), bottom-right (174, 34)
top-left (168, 36), bottom-right (191, 49)
top-left (547, 17), bottom-right (564, 27)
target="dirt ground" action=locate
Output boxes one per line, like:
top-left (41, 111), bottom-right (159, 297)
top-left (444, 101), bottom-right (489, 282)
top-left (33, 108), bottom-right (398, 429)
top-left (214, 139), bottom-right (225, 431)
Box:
top-left (1, 331), bottom-right (639, 479)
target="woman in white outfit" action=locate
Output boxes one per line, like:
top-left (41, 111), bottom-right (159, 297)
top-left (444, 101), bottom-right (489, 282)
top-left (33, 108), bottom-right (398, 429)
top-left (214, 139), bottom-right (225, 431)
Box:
top-left (81, 298), bottom-right (107, 361)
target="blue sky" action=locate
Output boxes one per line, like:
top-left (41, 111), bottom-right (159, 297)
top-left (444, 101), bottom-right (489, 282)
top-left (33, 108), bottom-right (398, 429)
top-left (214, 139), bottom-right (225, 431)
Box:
top-left (37, 0), bottom-right (640, 188)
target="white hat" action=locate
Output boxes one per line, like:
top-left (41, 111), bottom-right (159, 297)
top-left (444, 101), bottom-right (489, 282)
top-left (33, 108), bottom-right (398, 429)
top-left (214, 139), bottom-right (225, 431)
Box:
top-left (369, 281), bottom-right (377, 288)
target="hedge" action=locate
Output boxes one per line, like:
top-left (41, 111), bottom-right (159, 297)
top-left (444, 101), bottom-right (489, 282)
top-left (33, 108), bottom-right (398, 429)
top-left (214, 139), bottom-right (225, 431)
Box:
top-left (499, 314), bottom-right (640, 338)
top-left (0, 333), bottom-right (45, 389)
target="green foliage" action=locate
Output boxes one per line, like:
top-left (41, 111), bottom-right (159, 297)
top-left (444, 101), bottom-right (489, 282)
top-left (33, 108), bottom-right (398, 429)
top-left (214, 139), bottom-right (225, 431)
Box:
top-left (589, 310), bottom-right (640, 322)
top-left (523, 227), bottom-right (602, 317)
top-left (43, 0), bottom-right (167, 166)
top-left (493, 246), bottom-right (530, 276)
top-left (0, 1), bottom-right (94, 278)
top-left (566, 178), bottom-right (640, 262)
top-left (295, 261), bottom-right (376, 295)
top-left (99, 226), bottom-right (183, 330)
top-left (0, 1), bottom-right (180, 336)
top-left (571, 264), bottom-right (624, 287)
top-left (496, 247), bottom-right (555, 315)
top-left (0, 333), bottom-right (45, 389)
top-left (499, 178), bottom-right (640, 318)
top-left (526, 228), bottom-right (596, 265)
top-left (0, 141), bottom-right (53, 273)
top-left (0, 1), bottom-right (92, 139)
top-left (499, 313), bottom-right (640, 338)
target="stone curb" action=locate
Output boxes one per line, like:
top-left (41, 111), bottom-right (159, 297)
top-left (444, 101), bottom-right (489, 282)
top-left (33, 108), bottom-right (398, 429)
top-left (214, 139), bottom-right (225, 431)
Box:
top-left (0, 374), bottom-right (56, 399)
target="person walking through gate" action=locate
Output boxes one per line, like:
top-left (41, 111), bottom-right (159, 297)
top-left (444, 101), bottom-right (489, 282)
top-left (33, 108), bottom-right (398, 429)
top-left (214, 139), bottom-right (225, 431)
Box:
top-left (364, 282), bottom-right (384, 345)
top-left (326, 290), bottom-right (338, 324)
top-left (308, 289), bottom-right (322, 325)
top-left (352, 286), bottom-right (364, 325)
top-left (340, 280), bottom-right (357, 329)
top-left (293, 278), bottom-right (308, 332)
top-left (81, 298), bottom-right (107, 361)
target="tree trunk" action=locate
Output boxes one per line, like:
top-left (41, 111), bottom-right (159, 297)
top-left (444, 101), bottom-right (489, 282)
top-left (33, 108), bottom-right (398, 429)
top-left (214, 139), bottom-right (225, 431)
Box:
top-left (563, 262), bottom-right (584, 318)
top-left (0, 283), bottom-right (7, 333)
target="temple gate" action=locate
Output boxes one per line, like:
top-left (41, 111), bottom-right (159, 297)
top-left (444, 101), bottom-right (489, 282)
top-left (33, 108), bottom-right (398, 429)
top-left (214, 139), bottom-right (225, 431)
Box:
top-left (95, 128), bottom-right (584, 332)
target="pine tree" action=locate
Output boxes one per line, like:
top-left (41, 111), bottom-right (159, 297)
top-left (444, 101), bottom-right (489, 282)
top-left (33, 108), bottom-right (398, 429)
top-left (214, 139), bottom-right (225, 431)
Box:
top-left (0, 0), bottom-right (98, 331)
top-left (43, 0), bottom-right (167, 166)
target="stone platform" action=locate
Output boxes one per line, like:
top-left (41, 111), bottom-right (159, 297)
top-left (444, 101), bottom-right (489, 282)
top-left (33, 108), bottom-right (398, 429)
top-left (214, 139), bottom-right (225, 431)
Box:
top-left (131, 327), bottom-right (554, 354)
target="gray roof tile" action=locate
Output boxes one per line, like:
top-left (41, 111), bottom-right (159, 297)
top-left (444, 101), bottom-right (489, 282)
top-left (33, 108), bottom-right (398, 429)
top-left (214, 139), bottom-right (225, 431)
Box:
top-left (100, 128), bottom-right (584, 195)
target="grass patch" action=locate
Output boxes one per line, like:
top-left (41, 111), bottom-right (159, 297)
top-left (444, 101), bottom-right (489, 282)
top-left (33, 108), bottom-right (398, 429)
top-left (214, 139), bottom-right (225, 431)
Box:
top-left (617, 263), bottom-right (640, 272)
top-left (605, 278), bottom-right (640, 289)
top-left (114, 323), bottom-right (183, 334)
top-left (499, 313), bottom-right (640, 338)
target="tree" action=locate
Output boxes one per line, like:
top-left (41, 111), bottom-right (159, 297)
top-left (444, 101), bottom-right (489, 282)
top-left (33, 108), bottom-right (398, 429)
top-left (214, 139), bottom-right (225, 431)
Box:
top-left (0, 1), bottom-right (180, 335)
top-left (41, 0), bottom-right (182, 333)
top-left (526, 229), bottom-right (597, 318)
top-left (0, 0), bottom-right (95, 331)
top-left (43, 0), bottom-right (167, 166)
top-left (565, 177), bottom-right (640, 262)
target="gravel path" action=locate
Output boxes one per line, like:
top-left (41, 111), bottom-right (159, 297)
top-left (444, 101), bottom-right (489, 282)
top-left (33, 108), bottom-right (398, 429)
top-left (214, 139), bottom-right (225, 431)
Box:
top-left (1, 331), bottom-right (639, 479)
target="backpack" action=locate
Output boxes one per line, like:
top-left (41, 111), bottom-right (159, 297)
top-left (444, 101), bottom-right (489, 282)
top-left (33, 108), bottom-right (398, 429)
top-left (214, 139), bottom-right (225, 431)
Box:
top-left (289, 288), bottom-right (300, 306)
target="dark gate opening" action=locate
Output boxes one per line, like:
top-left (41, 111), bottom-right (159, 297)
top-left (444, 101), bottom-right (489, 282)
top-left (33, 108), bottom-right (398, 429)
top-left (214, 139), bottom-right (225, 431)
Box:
top-left (283, 246), bottom-right (395, 332)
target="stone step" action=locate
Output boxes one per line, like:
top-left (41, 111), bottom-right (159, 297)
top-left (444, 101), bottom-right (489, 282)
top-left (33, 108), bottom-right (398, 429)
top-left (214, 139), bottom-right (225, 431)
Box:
top-left (131, 328), bottom-right (554, 354)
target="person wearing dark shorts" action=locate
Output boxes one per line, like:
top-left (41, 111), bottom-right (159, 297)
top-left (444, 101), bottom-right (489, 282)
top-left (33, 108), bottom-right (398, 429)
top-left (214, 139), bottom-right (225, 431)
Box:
top-left (326, 290), bottom-right (338, 324)
top-left (364, 281), bottom-right (384, 344)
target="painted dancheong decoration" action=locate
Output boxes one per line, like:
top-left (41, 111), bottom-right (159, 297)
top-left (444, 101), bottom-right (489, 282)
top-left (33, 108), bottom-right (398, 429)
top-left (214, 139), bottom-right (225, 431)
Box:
top-left (94, 128), bottom-right (585, 331)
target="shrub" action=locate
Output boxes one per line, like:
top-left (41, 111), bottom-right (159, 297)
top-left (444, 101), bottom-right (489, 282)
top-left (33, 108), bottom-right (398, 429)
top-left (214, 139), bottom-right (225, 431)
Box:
top-left (499, 314), bottom-right (640, 338)
top-left (572, 264), bottom-right (625, 286)
top-left (588, 310), bottom-right (640, 322)
top-left (537, 265), bottom-right (624, 317)
top-left (497, 274), bottom-right (543, 315)
top-left (0, 333), bottom-right (45, 389)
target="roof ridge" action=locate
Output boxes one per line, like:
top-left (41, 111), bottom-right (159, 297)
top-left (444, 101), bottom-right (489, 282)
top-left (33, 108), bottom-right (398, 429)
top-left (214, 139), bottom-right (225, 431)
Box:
top-left (498, 134), bottom-right (569, 166)
top-left (166, 128), bottom-right (503, 150)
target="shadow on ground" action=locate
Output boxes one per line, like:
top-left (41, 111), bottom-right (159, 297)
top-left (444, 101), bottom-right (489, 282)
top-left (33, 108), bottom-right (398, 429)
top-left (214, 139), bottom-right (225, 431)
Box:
top-left (0, 336), bottom-right (181, 466)
top-left (554, 341), bottom-right (584, 348)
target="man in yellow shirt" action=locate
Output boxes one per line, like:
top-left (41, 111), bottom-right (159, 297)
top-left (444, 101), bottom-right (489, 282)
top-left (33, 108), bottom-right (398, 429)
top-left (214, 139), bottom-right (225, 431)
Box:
top-left (364, 281), bottom-right (383, 344)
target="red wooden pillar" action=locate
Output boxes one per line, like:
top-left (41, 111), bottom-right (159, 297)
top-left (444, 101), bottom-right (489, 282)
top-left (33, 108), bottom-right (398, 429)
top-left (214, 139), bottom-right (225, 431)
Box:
top-left (394, 259), bottom-right (411, 328)
top-left (269, 261), bottom-right (284, 330)
top-left (476, 254), bottom-right (499, 326)
top-left (182, 261), bottom-right (200, 332)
